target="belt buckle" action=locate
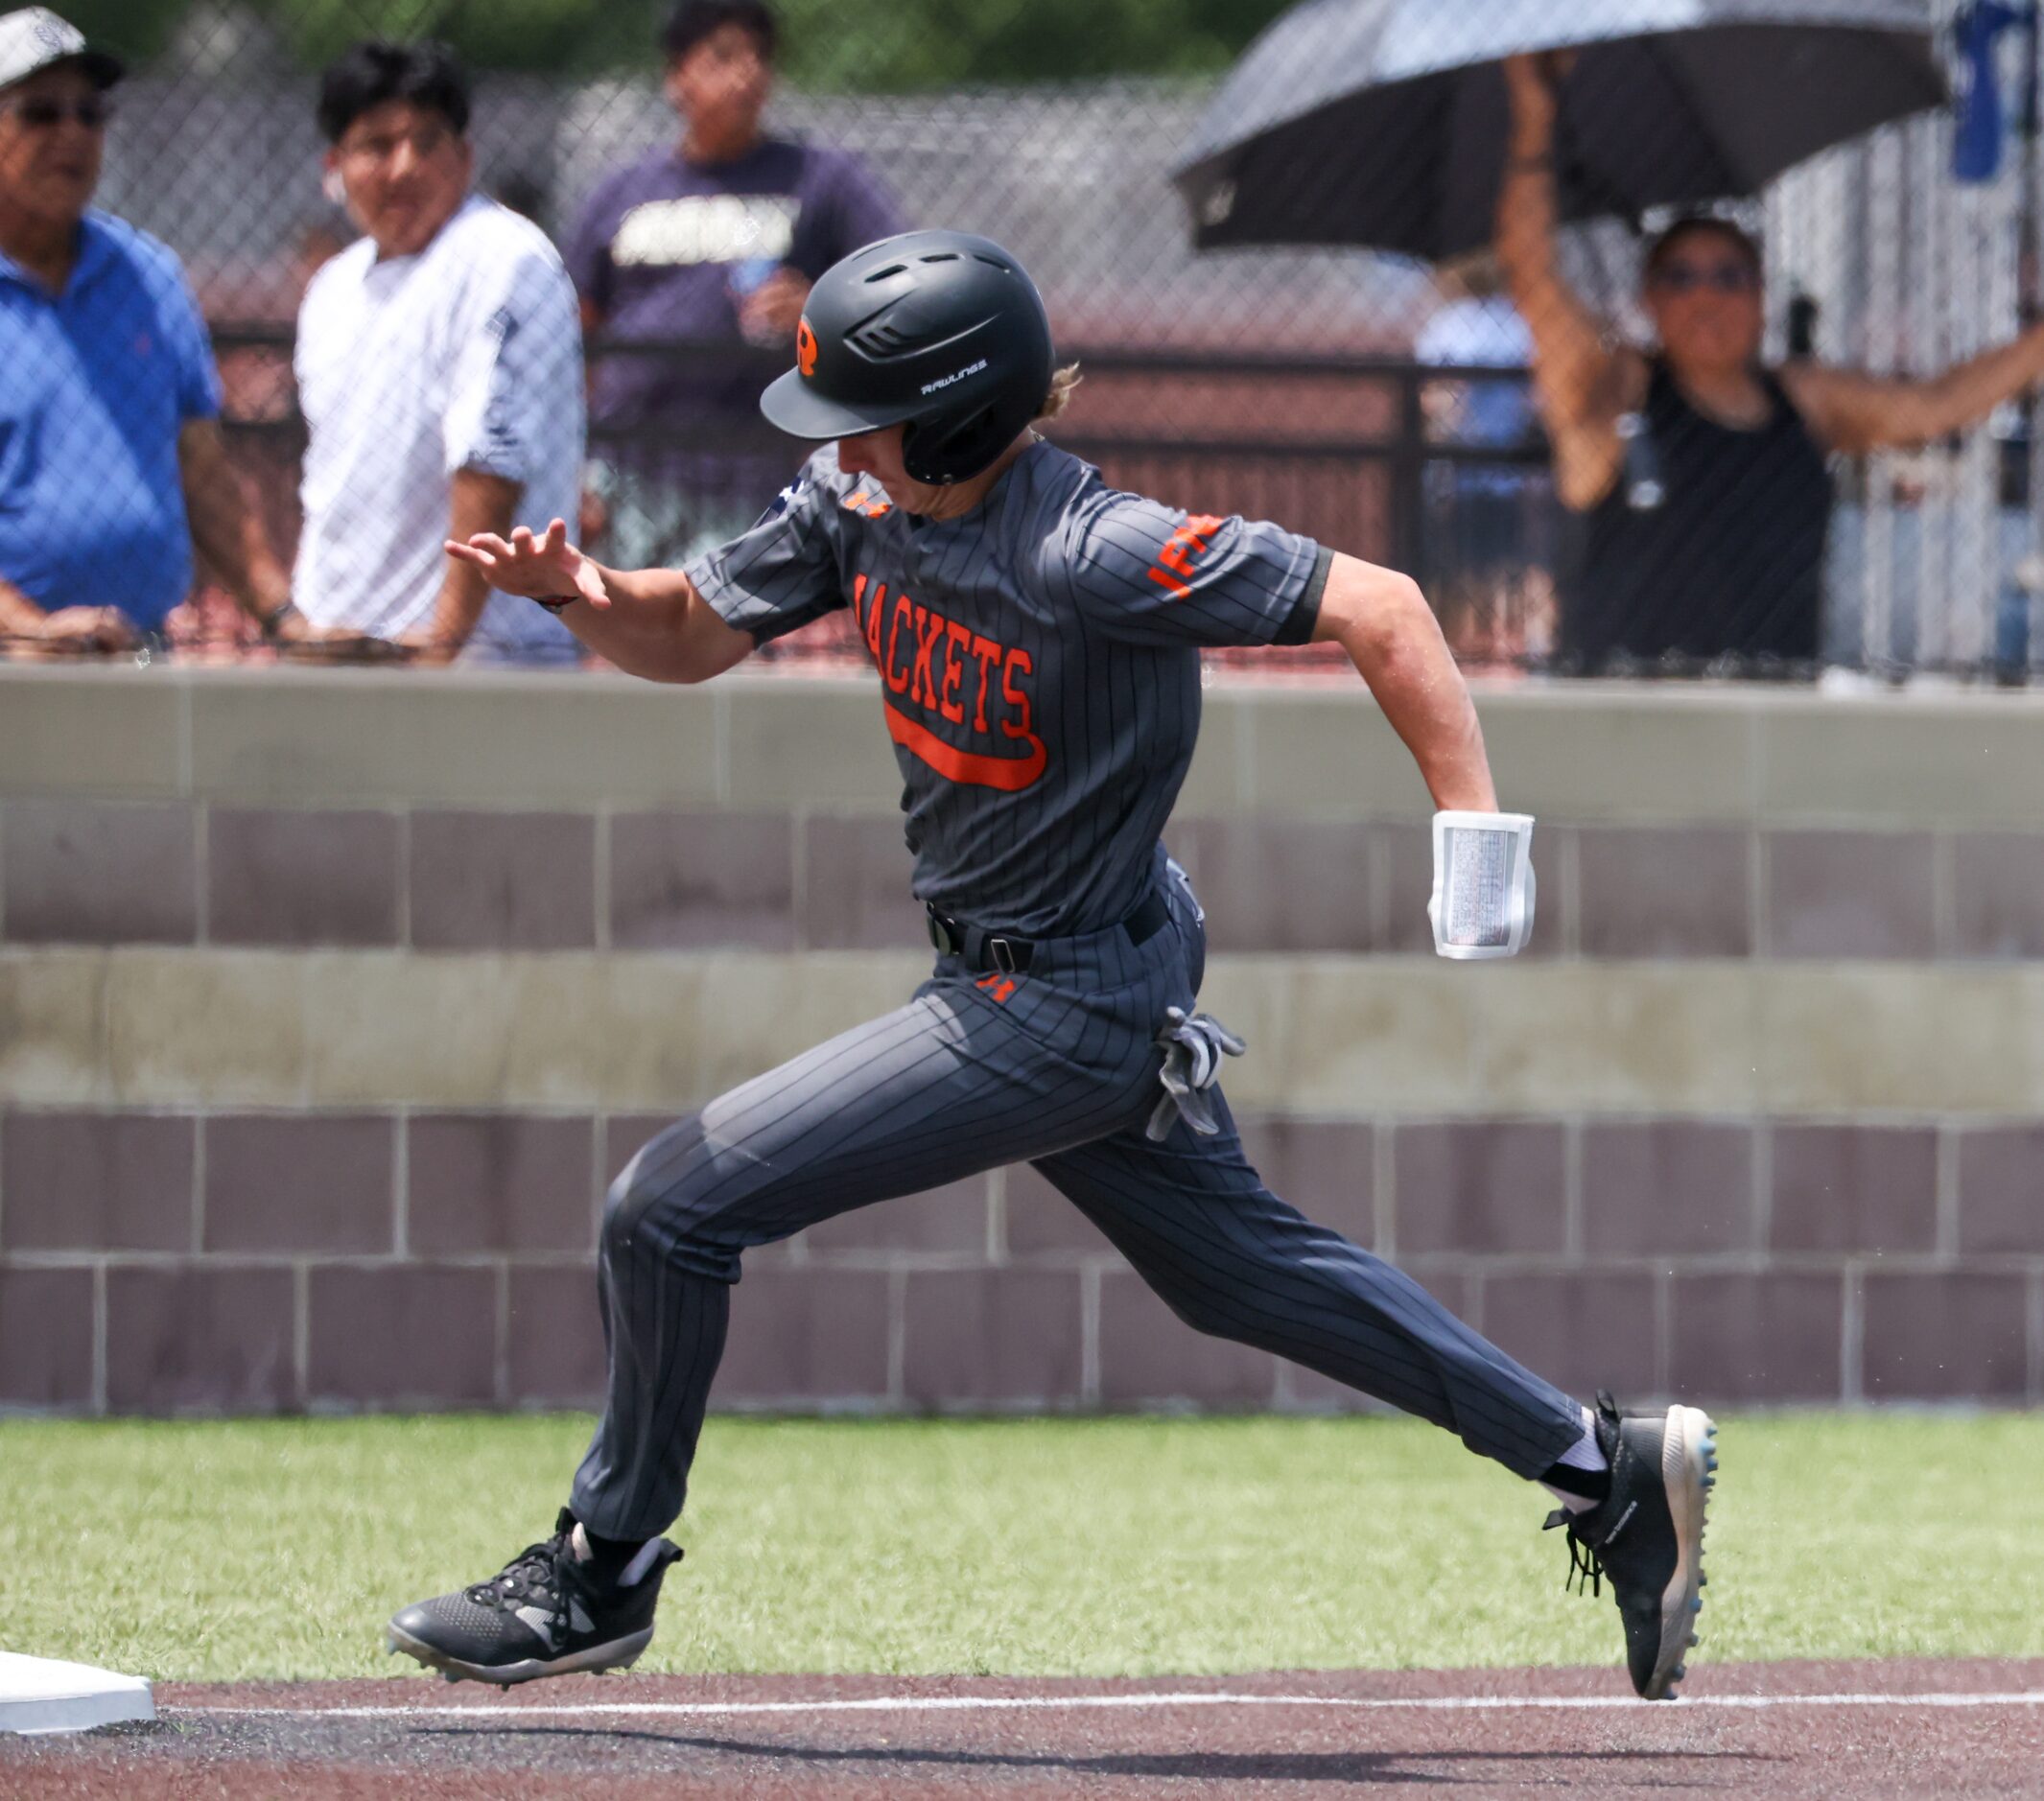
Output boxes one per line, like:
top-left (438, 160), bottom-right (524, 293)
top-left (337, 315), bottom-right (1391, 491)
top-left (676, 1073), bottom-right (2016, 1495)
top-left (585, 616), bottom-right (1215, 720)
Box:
top-left (928, 909), bottom-right (957, 955)
top-left (987, 936), bottom-right (1019, 974)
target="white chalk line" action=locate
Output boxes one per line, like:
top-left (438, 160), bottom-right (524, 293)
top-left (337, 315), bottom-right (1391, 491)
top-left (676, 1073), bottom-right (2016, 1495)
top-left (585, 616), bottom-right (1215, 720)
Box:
top-left (173, 1688), bottom-right (2044, 1723)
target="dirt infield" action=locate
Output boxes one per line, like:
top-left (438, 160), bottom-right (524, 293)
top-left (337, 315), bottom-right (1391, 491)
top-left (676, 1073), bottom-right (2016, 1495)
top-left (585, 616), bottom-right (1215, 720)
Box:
top-left (6, 1659), bottom-right (2042, 1798)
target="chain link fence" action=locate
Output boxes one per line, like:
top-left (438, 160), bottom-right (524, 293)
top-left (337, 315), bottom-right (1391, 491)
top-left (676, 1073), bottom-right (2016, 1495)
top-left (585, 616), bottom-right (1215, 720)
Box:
top-left (6, 0), bottom-right (2040, 680)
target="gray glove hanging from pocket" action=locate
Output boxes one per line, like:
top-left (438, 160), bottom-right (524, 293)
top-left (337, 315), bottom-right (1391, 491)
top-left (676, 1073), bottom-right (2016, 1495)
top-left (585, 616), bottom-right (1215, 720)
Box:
top-left (1145, 1005), bottom-right (1248, 1142)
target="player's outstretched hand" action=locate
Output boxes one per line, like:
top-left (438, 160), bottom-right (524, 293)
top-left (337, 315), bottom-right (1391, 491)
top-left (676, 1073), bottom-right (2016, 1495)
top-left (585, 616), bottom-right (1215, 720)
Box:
top-left (445, 518), bottom-right (610, 610)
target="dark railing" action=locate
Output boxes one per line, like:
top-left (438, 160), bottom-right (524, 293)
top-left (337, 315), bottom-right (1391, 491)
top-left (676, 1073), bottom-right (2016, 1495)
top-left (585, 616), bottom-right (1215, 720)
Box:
top-left (209, 322), bottom-right (1553, 600)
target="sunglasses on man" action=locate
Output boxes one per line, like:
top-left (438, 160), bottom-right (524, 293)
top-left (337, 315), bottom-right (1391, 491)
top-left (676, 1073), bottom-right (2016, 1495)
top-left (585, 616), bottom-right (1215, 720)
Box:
top-left (4, 95), bottom-right (112, 129)
top-left (1650, 263), bottom-right (1758, 295)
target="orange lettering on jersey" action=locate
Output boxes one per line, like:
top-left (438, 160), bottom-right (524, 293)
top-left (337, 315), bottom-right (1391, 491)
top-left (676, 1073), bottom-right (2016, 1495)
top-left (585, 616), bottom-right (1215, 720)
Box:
top-left (883, 696), bottom-right (1047, 791)
top-left (853, 568), bottom-right (1048, 792)
top-left (1145, 513), bottom-right (1224, 599)
top-left (858, 575), bottom-right (883, 662)
top-left (999, 646), bottom-right (1035, 742)
top-left (881, 590), bottom-right (914, 694)
top-left (939, 620), bottom-right (971, 725)
top-left (975, 971), bottom-right (1019, 1004)
top-left (967, 633), bottom-right (1001, 734)
top-left (909, 606), bottom-right (946, 710)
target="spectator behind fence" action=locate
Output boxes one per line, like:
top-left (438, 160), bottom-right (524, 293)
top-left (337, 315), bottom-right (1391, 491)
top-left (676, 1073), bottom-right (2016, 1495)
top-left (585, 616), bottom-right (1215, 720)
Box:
top-left (1500, 53), bottom-right (2044, 677)
top-left (0, 7), bottom-right (294, 654)
top-left (1416, 255), bottom-right (1553, 668)
top-left (564, 0), bottom-right (904, 565)
top-left (294, 40), bottom-right (583, 665)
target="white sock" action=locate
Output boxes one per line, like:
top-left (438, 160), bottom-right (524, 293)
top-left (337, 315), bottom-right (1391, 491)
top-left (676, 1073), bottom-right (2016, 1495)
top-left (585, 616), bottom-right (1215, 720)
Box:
top-left (1541, 1405), bottom-right (1608, 1514)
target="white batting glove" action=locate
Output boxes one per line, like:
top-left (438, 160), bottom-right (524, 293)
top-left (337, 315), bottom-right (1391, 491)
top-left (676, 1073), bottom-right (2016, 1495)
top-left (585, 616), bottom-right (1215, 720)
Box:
top-left (1427, 810), bottom-right (1537, 959)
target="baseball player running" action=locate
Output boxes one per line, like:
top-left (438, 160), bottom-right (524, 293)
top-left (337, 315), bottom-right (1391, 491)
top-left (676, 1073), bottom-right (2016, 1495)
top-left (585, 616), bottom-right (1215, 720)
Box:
top-left (388, 230), bottom-right (1716, 1701)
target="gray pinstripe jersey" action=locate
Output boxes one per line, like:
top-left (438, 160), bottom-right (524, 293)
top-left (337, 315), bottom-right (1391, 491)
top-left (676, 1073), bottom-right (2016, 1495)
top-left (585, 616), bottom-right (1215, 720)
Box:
top-left (685, 439), bottom-right (1330, 937)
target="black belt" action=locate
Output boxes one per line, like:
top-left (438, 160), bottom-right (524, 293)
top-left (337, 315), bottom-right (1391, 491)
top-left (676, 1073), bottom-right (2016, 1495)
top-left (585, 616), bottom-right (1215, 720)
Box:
top-left (927, 887), bottom-right (1171, 976)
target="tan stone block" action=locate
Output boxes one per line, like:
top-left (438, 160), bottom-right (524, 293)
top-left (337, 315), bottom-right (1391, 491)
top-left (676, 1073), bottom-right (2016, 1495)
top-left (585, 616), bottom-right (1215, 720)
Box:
top-left (1210, 958), bottom-right (1479, 1114)
top-left (0, 668), bottom-right (184, 799)
top-left (1759, 696), bottom-right (2044, 830)
top-left (722, 677), bottom-right (903, 811)
top-left (497, 957), bottom-right (647, 1108)
top-left (303, 952), bottom-right (529, 1109)
top-left (295, 949), bottom-right (931, 1113)
top-left (1239, 690), bottom-right (1428, 818)
top-left (104, 948), bottom-right (306, 1106)
top-left (591, 955), bottom-right (716, 1110)
top-left (309, 952), bottom-right (691, 1112)
top-left (0, 949), bottom-right (106, 1103)
top-left (187, 669), bottom-right (718, 808)
top-left (1755, 966), bottom-right (2044, 1115)
top-left (1173, 690), bottom-right (1250, 817)
top-left (1476, 962), bottom-right (1760, 1115)
top-left (1183, 957), bottom-right (1292, 1084)
top-left (689, 951), bottom-right (930, 1101)
top-left (1476, 688), bottom-right (1757, 823)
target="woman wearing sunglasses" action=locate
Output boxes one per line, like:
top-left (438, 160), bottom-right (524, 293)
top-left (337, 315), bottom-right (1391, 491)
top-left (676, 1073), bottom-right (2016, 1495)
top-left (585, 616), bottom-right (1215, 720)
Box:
top-left (1499, 53), bottom-right (2044, 677)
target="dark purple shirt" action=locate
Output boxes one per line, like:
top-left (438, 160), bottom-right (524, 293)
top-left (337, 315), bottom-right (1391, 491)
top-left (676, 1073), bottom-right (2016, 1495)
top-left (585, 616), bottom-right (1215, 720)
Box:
top-left (564, 138), bottom-right (904, 427)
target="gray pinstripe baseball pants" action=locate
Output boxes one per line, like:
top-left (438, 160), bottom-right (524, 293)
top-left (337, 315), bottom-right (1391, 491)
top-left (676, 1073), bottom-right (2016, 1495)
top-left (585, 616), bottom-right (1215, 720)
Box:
top-left (571, 867), bottom-right (1585, 1540)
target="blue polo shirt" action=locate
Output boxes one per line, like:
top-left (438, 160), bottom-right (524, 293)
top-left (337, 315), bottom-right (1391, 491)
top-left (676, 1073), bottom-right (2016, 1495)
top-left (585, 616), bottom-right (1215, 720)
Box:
top-left (0, 211), bottom-right (221, 630)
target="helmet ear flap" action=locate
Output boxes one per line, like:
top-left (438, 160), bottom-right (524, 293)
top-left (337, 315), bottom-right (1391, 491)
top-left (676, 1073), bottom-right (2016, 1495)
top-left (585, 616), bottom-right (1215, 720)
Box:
top-left (902, 402), bottom-right (1010, 486)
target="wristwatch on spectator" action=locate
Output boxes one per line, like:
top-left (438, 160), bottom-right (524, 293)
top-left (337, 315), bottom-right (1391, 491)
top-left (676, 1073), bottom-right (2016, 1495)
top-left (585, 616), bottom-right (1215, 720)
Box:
top-left (259, 597), bottom-right (300, 638)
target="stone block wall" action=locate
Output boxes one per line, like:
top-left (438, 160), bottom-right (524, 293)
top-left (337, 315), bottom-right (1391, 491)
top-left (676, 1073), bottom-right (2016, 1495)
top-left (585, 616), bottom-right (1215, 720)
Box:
top-left (4, 665), bottom-right (2043, 1416)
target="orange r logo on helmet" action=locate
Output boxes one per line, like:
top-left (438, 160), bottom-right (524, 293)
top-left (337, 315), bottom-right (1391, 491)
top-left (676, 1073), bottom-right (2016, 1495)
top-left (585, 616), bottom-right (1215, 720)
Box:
top-left (796, 316), bottom-right (818, 378)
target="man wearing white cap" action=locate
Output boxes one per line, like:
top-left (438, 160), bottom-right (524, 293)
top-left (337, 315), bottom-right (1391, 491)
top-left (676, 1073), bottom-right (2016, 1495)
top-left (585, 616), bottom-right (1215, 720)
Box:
top-left (0, 8), bottom-right (296, 650)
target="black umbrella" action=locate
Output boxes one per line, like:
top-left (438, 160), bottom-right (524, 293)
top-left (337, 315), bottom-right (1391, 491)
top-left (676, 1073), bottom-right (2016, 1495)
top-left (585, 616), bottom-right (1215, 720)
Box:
top-left (1174, 0), bottom-right (1950, 259)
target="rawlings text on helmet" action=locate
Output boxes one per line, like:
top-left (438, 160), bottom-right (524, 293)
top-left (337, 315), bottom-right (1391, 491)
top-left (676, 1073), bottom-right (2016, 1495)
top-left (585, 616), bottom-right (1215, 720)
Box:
top-left (920, 359), bottom-right (988, 396)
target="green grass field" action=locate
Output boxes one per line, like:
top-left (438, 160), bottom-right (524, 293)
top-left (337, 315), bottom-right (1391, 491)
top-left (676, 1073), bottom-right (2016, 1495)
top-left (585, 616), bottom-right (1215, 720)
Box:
top-left (3, 1412), bottom-right (2038, 1683)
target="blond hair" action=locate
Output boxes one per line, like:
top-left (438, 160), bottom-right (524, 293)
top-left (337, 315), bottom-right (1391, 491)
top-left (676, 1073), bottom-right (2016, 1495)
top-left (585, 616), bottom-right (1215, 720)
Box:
top-left (1036, 362), bottom-right (1084, 422)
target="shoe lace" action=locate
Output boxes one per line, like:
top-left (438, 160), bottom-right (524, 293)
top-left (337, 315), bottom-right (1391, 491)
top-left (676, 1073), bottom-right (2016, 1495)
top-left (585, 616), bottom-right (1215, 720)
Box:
top-left (1543, 1508), bottom-right (1604, 1600)
top-left (465, 1533), bottom-right (569, 1615)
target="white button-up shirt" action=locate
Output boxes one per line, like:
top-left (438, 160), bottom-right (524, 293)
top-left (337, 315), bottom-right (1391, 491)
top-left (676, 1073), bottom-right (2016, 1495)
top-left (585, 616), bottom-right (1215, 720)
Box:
top-left (294, 194), bottom-right (583, 658)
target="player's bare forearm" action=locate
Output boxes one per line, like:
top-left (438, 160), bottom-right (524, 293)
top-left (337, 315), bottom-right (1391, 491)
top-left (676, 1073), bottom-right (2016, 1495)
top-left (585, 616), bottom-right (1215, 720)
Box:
top-left (177, 420), bottom-right (292, 623)
top-left (551, 564), bottom-right (747, 682)
top-left (1312, 552), bottom-right (1497, 813)
top-left (443, 519), bottom-right (751, 684)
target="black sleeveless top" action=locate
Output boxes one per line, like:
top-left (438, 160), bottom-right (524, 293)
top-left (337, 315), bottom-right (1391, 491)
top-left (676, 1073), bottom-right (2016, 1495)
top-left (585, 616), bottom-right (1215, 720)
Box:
top-left (1561, 359), bottom-right (1833, 671)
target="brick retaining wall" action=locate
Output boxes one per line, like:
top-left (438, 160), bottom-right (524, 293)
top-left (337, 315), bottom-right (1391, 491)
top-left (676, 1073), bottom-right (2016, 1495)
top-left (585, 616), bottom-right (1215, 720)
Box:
top-left (3, 665), bottom-right (2041, 1415)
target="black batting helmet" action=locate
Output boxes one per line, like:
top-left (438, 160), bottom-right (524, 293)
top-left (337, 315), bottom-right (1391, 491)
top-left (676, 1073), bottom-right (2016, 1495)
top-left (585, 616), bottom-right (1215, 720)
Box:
top-left (759, 229), bottom-right (1054, 485)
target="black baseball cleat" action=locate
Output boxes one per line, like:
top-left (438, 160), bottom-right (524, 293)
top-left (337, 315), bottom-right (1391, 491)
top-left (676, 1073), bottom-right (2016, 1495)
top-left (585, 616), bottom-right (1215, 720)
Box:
top-left (1546, 1392), bottom-right (1717, 1701)
top-left (386, 1509), bottom-right (682, 1687)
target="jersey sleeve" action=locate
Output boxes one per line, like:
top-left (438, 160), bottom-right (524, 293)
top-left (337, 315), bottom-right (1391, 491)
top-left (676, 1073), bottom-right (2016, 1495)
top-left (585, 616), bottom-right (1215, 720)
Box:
top-left (681, 454), bottom-right (849, 643)
top-left (442, 244), bottom-right (584, 487)
top-left (1045, 488), bottom-right (1329, 649)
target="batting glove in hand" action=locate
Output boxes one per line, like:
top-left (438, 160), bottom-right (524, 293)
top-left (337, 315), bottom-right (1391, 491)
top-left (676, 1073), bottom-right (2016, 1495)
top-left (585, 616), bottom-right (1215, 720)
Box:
top-left (1145, 1006), bottom-right (1248, 1142)
top-left (1428, 810), bottom-right (1537, 959)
